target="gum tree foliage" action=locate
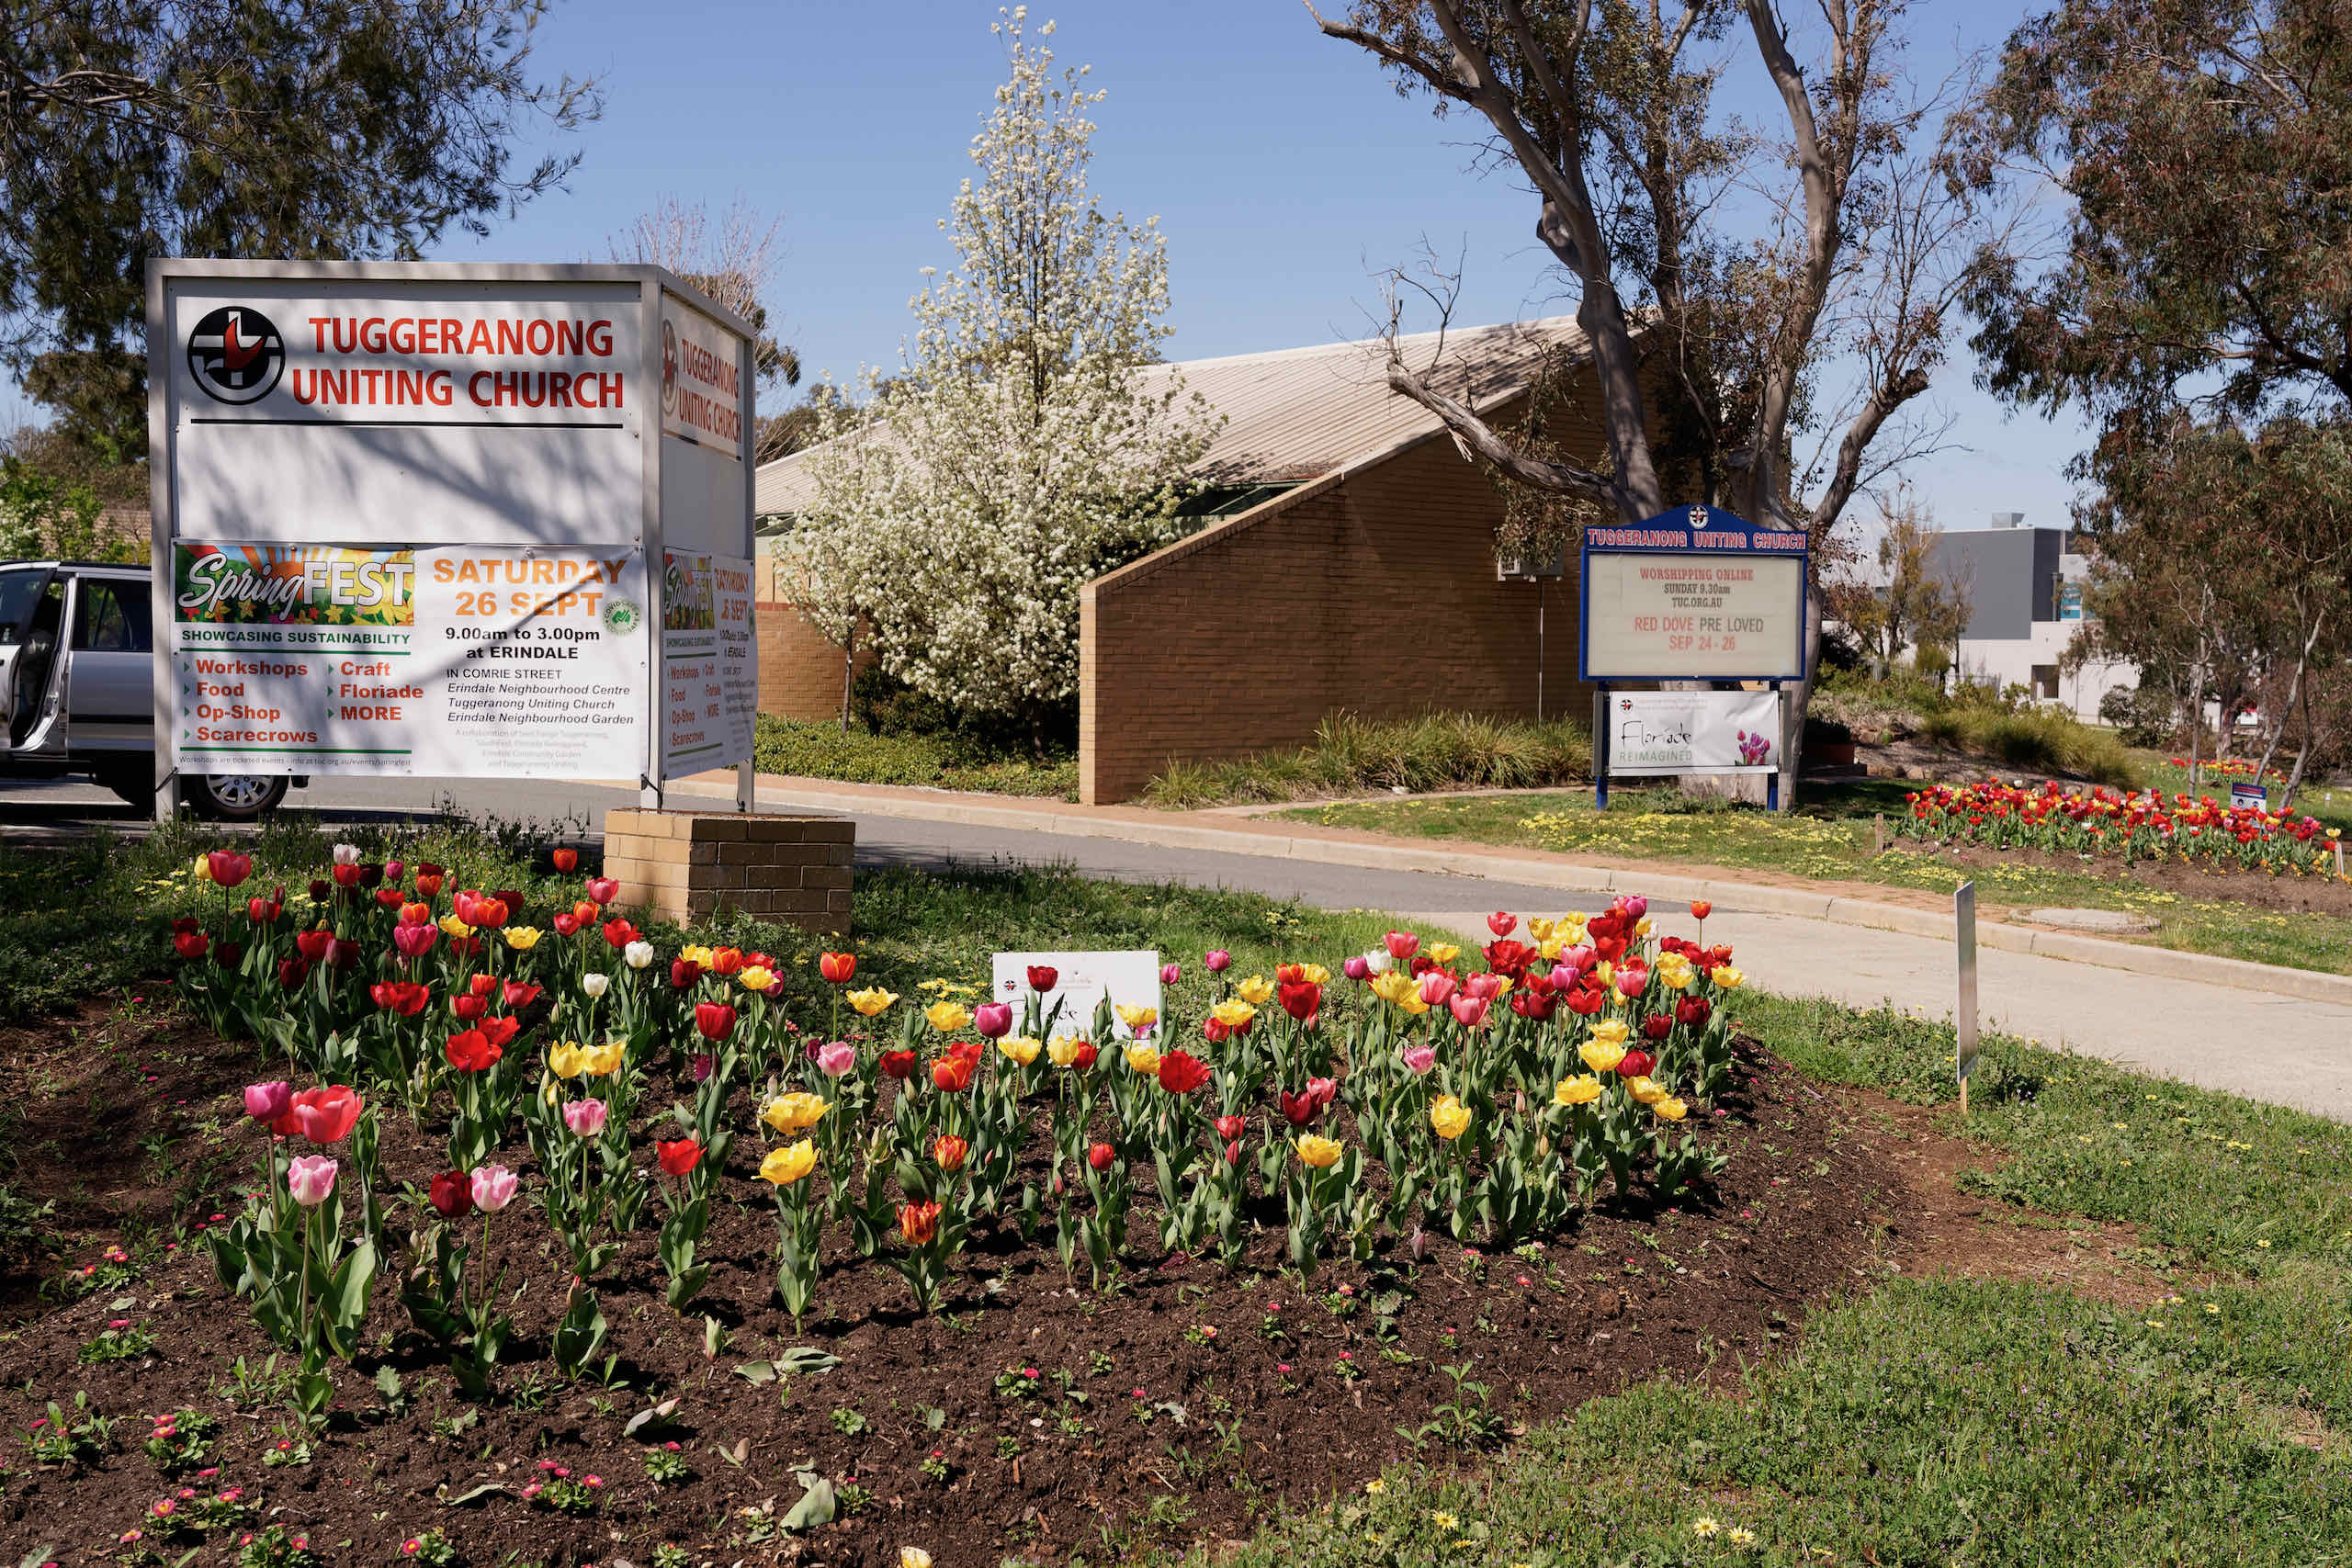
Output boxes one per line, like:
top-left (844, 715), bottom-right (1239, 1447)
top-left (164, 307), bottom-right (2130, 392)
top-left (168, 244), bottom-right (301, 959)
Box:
top-left (0, 0), bottom-right (600, 461)
top-left (1308, 0), bottom-right (1994, 802)
top-left (1819, 489), bottom-right (1969, 671)
top-left (786, 10), bottom-right (1218, 735)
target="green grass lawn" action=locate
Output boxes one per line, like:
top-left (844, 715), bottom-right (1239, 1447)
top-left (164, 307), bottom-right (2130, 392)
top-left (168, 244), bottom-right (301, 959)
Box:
top-left (752, 713), bottom-right (1078, 797)
top-left (1213, 992), bottom-right (2352, 1568)
top-left (1281, 784), bottom-right (2352, 976)
top-left (7, 818), bottom-right (2350, 1563)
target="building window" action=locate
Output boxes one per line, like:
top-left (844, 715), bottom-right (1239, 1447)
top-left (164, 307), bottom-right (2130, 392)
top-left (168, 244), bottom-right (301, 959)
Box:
top-left (2030, 663), bottom-right (2059, 700)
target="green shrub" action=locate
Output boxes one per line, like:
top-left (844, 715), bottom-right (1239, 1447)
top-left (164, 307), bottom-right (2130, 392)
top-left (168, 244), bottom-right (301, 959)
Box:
top-left (752, 715), bottom-right (1075, 797)
top-left (1917, 704), bottom-right (2139, 787)
top-left (1144, 711), bottom-right (1591, 808)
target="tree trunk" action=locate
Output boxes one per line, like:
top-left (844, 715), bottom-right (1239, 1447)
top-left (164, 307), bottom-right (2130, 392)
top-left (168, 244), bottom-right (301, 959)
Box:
top-left (839, 626), bottom-right (855, 736)
top-left (2253, 604), bottom-right (2325, 790)
top-left (2186, 614), bottom-right (2208, 791)
top-left (2281, 670), bottom-right (2318, 813)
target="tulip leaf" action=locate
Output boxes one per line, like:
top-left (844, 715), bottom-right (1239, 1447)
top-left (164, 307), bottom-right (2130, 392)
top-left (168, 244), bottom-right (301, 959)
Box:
top-left (438, 1481), bottom-right (508, 1506)
top-left (624, 1396), bottom-right (681, 1438)
top-left (732, 1359), bottom-right (776, 1385)
top-left (18, 1546), bottom-right (56, 1568)
top-left (781, 1469), bottom-right (836, 1530)
top-left (775, 1346), bottom-right (840, 1374)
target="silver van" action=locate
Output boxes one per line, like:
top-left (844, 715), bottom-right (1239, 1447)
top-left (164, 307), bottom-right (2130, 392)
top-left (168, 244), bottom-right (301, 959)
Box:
top-left (0, 559), bottom-right (293, 818)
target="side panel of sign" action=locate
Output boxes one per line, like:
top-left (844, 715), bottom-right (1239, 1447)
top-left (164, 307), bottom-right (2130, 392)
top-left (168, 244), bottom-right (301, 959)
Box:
top-left (660, 551), bottom-right (755, 778)
top-left (659, 295), bottom-right (745, 459)
top-left (1602, 689), bottom-right (1783, 774)
top-left (165, 282), bottom-right (642, 547)
top-left (1580, 552), bottom-right (1806, 680)
top-left (165, 543), bottom-right (646, 778)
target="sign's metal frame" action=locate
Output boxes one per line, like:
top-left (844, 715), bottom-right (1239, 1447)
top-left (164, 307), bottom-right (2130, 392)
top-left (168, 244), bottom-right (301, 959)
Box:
top-left (143, 260), bottom-right (760, 820)
top-left (1581, 503), bottom-right (1811, 813)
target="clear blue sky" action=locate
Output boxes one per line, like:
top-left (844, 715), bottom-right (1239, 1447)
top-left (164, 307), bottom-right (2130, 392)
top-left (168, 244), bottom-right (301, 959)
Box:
top-left (447, 2), bottom-right (2087, 534)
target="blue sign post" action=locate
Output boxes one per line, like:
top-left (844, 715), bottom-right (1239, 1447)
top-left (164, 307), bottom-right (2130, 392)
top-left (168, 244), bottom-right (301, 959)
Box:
top-left (1579, 504), bottom-right (1811, 811)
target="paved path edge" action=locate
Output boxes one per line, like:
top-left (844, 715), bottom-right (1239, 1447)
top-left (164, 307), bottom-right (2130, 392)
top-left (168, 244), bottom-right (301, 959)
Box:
top-left (666, 774), bottom-right (2346, 1007)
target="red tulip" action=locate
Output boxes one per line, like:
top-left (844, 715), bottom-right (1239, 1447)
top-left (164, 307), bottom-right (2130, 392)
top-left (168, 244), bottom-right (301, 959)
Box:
top-left (289, 1085), bottom-right (362, 1144)
top-left (552, 848), bottom-right (579, 873)
top-left (1157, 1050), bottom-right (1211, 1094)
top-left (1215, 1114), bottom-right (1245, 1140)
top-left (701, 946), bottom-right (739, 977)
top-left (879, 1049), bottom-right (917, 1080)
top-left (1278, 980), bottom-right (1322, 1022)
top-left (553, 912), bottom-right (581, 937)
top-left (501, 980), bottom-right (541, 1010)
top-left (1487, 910), bottom-right (1517, 937)
top-left (1203, 1017), bottom-right (1232, 1045)
top-left (429, 1169), bottom-right (474, 1219)
top-left (819, 952), bottom-right (856, 985)
top-left (671, 958), bottom-right (702, 989)
top-left (213, 941), bottom-right (243, 969)
top-left (250, 895), bottom-right (284, 923)
top-left (743, 951), bottom-right (779, 972)
top-left (294, 927), bottom-right (333, 963)
top-left (445, 1030), bottom-right (501, 1072)
top-left (308, 878), bottom-right (332, 902)
top-left (413, 873), bottom-right (443, 898)
top-left (656, 1138), bottom-right (703, 1177)
top-left (1643, 1013), bottom-right (1673, 1041)
top-left (1087, 1143), bottom-right (1115, 1172)
top-left (1025, 964), bottom-right (1057, 992)
top-left (931, 1055), bottom-right (975, 1092)
top-left (327, 938), bottom-right (361, 969)
top-left (1280, 1089), bottom-right (1322, 1126)
top-left (1069, 1041), bottom-right (1098, 1070)
top-left (370, 981), bottom-right (429, 1017)
top-left (450, 993), bottom-right (487, 1021)
top-left (373, 887), bottom-right (404, 909)
top-left (398, 901), bottom-right (431, 925)
top-left (276, 958), bottom-right (310, 989)
top-left (602, 918), bottom-right (639, 950)
top-left (694, 1001), bottom-right (737, 1042)
top-left (1617, 1049), bottom-right (1655, 1079)
top-left (469, 898), bottom-right (508, 931)
top-left (932, 1134), bottom-right (969, 1172)
top-left (1676, 997), bottom-right (1713, 1028)
top-left (1564, 986), bottom-right (1606, 1017)
top-left (898, 1201), bottom-right (941, 1246)
top-left (468, 973), bottom-right (496, 998)
top-left (477, 1016), bottom-right (522, 1049)
top-left (172, 930), bottom-right (209, 960)
top-left (332, 863), bottom-right (362, 887)
top-left (1690, 900), bottom-right (1712, 921)
top-left (1482, 940), bottom-right (1536, 979)
top-left (206, 850), bottom-right (253, 889)
top-left (571, 900), bottom-right (599, 926)
top-left (584, 876), bottom-right (620, 907)
top-left (947, 1038), bottom-right (983, 1064)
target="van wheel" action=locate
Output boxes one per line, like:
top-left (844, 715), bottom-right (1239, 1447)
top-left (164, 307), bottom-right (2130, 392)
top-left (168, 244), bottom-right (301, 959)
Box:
top-left (187, 773), bottom-right (288, 820)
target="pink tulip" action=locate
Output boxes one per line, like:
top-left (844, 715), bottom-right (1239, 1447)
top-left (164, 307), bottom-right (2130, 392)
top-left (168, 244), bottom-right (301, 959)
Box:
top-left (469, 1164), bottom-right (518, 1213)
top-left (1383, 931), bottom-right (1419, 962)
top-left (285, 1155), bottom-right (338, 1207)
top-left (561, 1099), bottom-right (608, 1137)
top-left (1417, 971), bottom-right (1456, 1008)
top-left (1160, 963), bottom-right (1182, 986)
top-left (1341, 955), bottom-right (1371, 981)
top-left (1204, 949), bottom-right (1231, 973)
top-left (1306, 1076), bottom-right (1337, 1109)
top-left (1620, 896), bottom-right (1648, 920)
top-left (1399, 1045), bottom-right (1437, 1076)
top-left (392, 924), bottom-right (438, 959)
top-left (383, 860), bottom-right (404, 884)
top-left (1615, 966), bottom-right (1647, 998)
top-left (973, 1002), bottom-right (1013, 1039)
top-left (243, 1081), bottom-right (292, 1122)
top-left (584, 876), bottom-right (620, 906)
top-left (816, 1041), bottom-right (857, 1077)
top-left (1487, 911), bottom-right (1516, 937)
top-left (1560, 944), bottom-right (1596, 975)
top-left (1464, 972), bottom-right (1507, 1001)
top-left (1448, 995), bottom-right (1491, 1029)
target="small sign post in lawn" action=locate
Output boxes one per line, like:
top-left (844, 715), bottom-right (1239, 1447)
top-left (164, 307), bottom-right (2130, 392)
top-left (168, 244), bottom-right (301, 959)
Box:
top-left (1955, 880), bottom-right (1978, 1117)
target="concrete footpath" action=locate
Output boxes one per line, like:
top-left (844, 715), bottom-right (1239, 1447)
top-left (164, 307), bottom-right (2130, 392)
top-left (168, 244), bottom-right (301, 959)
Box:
top-left (671, 771), bottom-right (2352, 1122)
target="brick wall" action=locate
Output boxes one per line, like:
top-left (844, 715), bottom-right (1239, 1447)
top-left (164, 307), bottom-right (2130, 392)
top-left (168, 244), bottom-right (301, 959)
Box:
top-left (1080, 394), bottom-right (1606, 804)
top-left (755, 602), bottom-right (872, 725)
top-left (601, 808), bottom-right (854, 932)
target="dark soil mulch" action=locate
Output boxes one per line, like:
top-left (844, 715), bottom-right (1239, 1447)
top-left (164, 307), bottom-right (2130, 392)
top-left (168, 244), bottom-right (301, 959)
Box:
top-left (1887, 838), bottom-right (2352, 917)
top-left (0, 997), bottom-right (1924, 1568)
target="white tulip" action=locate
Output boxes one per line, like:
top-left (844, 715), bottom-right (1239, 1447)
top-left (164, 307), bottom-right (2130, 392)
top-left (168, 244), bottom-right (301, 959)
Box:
top-left (624, 941), bottom-right (654, 970)
top-left (581, 972), bottom-right (609, 998)
top-left (332, 843), bottom-right (361, 865)
top-left (1363, 950), bottom-right (1391, 976)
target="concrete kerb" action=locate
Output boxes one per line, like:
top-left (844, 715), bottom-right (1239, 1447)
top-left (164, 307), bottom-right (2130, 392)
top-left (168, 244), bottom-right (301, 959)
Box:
top-left (664, 774), bottom-right (2352, 1008)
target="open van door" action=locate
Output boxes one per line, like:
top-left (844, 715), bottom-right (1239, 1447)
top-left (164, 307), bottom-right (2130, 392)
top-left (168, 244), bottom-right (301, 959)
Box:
top-left (0, 565), bottom-right (67, 755)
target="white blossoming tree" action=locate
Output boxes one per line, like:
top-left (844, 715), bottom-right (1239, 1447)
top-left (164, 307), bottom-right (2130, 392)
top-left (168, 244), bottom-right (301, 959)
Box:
top-left (786, 8), bottom-right (1218, 739)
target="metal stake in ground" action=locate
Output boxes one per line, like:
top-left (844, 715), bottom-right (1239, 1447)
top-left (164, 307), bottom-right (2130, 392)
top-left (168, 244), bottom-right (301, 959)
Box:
top-left (1955, 880), bottom-right (1978, 1118)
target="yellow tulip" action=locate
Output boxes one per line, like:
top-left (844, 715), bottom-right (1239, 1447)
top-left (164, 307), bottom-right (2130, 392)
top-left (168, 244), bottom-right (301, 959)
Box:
top-left (1428, 942), bottom-right (1460, 965)
top-left (1656, 953), bottom-right (1694, 991)
top-left (999, 1034), bottom-right (1041, 1067)
top-left (439, 914), bottom-right (475, 939)
top-left (1430, 1095), bottom-right (1473, 1140)
top-left (1594, 960), bottom-right (1613, 986)
top-left (1235, 975), bottom-right (1274, 1005)
top-left (1654, 1096), bottom-right (1689, 1122)
top-left (1295, 963), bottom-right (1331, 986)
top-left (1711, 965), bottom-right (1745, 990)
top-left (1634, 916), bottom-right (1653, 938)
top-left (759, 1140), bottom-right (817, 1186)
top-left (1125, 1043), bottom-right (1161, 1077)
top-left (1579, 1040), bottom-right (1627, 1075)
top-left (1114, 1003), bottom-right (1158, 1032)
top-left (1396, 991), bottom-right (1431, 1016)
top-left (1370, 971), bottom-right (1417, 1007)
top-left (1538, 937), bottom-right (1564, 962)
top-left (191, 853), bottom-right (214, 883)
top-left (1589, 1017), bottom-right (1630, 1046)
top-left (1211, 999), bottom-right (1257, 1029)
top-left (678, 944), bottom-right (716, 968)
top-left (762, 1091), bottom-right (830, 1133)
top-left (1626, 1076), bottom-right (1668, 1106)
top-left (548, 1042), bottom-right (587, 1079)
top-left (739, 965), bottom-right (777, 993)
top-left (847, 987), bottom-right (898, 1017)
top-left (924, 1001), bottom-right (972, 1033)
top-left (1295, 1134), bottom-right (1343, 1168)
top-left (503, 926), bottom-right (543, 952)
top-left (1553, 1075), bottom-right (1603, 1106)
top-left (1527, 918), bottom-right (1556, 942)
top-left (580, 1042), bottom-right (625, 1077)
top-left (1046, 1034), bottom-right (1086, 1067)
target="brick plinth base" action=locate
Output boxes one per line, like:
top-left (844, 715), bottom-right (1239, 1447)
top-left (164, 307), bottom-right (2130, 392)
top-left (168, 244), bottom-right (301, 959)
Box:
top-left (601, 809), bottom-right (854, 932)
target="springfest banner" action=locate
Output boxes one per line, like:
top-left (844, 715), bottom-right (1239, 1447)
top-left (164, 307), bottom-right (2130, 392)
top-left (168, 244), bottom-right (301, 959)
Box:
top-left (171, 542), bottom-right (647, 778)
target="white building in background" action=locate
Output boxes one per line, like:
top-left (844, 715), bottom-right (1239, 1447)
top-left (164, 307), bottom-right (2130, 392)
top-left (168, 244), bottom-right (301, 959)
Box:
top-left (1925, 513), bottom-right (2138, 722)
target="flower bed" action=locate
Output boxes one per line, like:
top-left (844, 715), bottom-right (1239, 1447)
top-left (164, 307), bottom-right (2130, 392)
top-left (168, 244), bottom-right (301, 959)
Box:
top-left (1897, 779), bottom-right (2344, 874)
top-left (0, 850), bottom-right (1828, 1564)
